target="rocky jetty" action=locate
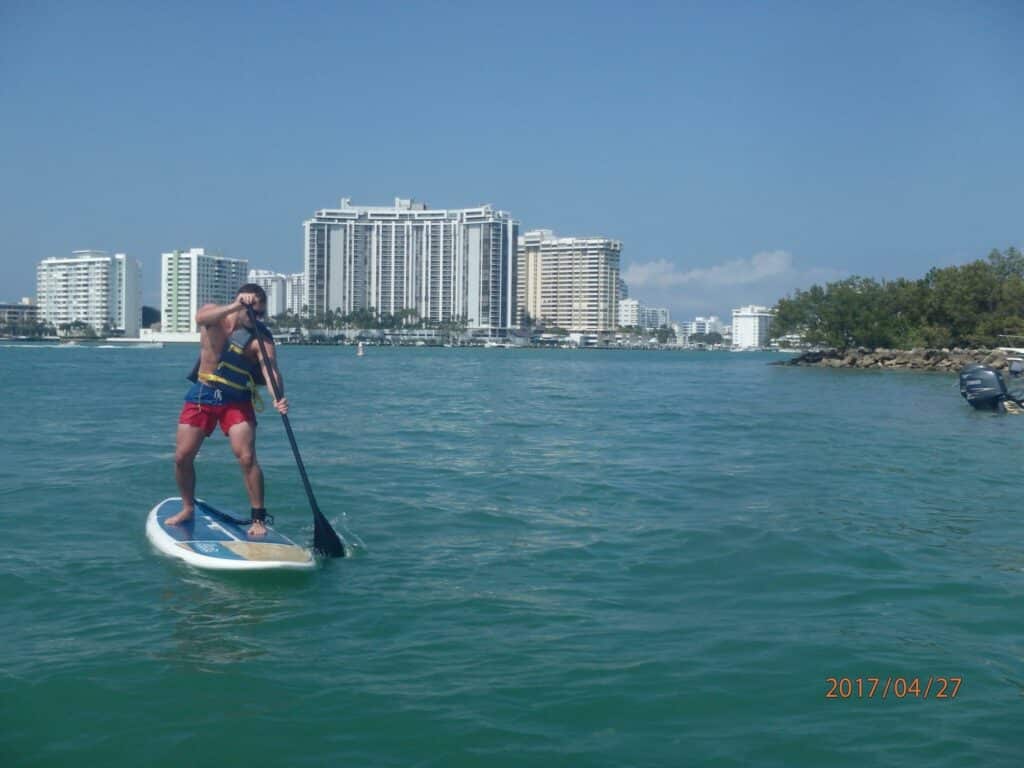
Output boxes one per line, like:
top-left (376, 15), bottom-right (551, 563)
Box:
top-left (777, 347), bottom-right (1017, 373)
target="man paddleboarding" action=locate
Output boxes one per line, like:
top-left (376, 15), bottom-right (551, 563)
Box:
top-left (166, 284), bottom-right (289, 536)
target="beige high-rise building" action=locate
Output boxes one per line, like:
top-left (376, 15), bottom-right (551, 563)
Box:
top-left (517, 230), bottom-right (621, 332)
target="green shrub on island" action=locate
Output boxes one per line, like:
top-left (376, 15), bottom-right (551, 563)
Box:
top-left (772, 247), bottom-right (1024, 350)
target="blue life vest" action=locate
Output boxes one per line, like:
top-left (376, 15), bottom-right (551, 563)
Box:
top-left (185, 323), bottom-right (273, 407)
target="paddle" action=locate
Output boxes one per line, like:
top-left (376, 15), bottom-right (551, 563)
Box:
top-left (245, 304), bottom-right (346, 558)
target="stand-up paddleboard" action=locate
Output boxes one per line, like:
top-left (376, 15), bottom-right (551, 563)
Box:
top-left (146, 497), bottom-right (316, 571)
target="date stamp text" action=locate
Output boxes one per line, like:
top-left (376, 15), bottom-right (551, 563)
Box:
top-left (825, 676), bottom-right (962, 700)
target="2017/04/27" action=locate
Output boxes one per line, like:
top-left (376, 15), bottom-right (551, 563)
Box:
top-left (825, 676), bottom-right (962, 700)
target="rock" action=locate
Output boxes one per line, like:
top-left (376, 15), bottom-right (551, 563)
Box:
top-left (780, 346), bottom-right (1003, 373)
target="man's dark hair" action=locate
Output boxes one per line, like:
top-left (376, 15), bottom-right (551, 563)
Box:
top-left (236, 283), bottom-right (268, 304)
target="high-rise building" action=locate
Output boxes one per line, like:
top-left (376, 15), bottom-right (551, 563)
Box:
top-left (639, 306), bottom-right (670, 329)
top-left (731, 305), bottom-right (774, 349)
top-left (36, 250), bottom-right (140, 336)
top-left (161, 248), bottom-right (248, 333)
top-left (518, 229), bottom-right (549, 327)
top-left (518, 230), bottom-right (621, 332)
top-left (285, 273), bottom-right (305, 315)
top-left (681, 315), bottom-right (725, 336)
top-left (303, 197), bottom-right (519, 330)
top-left (247, 269), bottom-right (287, 317)
top-left (618, 298), bottom-right (669, 330)
top-left (619, 298), bottom-right (640, 327)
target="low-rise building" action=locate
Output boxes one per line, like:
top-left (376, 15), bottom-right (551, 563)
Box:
top-left (0, 298), bottom-right (39, 325)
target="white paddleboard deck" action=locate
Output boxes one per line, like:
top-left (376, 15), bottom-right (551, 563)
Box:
top-left (146, 497), bottom-right (315, 571)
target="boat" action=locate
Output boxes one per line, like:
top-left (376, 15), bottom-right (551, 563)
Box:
top-left (98, 342), bottom-right (165, 349)
top-left (52, 338), bottom-right (165, 349)
top-left (961, 334), bottom-right (1024, 413)
top-left (959, 363), bottom-right (1024, 414)
top-left (997, 334), bottom-right (1024, 356)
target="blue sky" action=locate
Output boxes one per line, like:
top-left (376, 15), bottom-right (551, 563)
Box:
top-left (1, 0), bottom-right (1021, 318)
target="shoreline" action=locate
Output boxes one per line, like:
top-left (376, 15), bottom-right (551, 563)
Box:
top-left (777, 347), bottom-right (1016, 373)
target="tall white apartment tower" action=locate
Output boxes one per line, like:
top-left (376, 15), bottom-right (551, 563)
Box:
top-left (731, 305), bottom-right (774, 349)
top-left (285, 273), bottom-right (305, 315)
top-left (36, 250), bottom-right (141, 336)
top-left (247, 269), bottom-right (287, 317)
top-left (161, 248), bottom-right (249, 333)
top-left (517, 230), bottom-right (622, 332)
top-left (303, 197), bottom-right (519, 330)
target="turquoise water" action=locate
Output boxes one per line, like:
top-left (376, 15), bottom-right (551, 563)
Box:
top-left (1, 344), bottom-right (1022, 766)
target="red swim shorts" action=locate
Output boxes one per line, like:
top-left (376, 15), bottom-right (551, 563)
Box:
top-left (178, 401), bottom-right (257, 437)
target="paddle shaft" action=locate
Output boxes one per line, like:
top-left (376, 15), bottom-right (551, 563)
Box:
top-left (246, 305), bottom-right (346, 557)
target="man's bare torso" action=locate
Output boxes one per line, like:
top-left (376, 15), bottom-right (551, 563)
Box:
top-left (197, 315), bottom-right (256, 377)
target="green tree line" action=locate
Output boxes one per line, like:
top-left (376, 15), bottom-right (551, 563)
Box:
top-left (0, 318), bottom-right (56, 338)
top-left (772, 247), bottom-right (1024, 349)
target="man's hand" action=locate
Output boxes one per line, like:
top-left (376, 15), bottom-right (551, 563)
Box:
top-left (273, 397), bottom-right (289, 415)
top-left (237, 292), bottom-right (260, 311)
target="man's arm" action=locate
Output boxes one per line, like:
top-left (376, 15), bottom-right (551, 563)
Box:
top-left (195, 299), bottom-right (244, 327)
top-left (195, 291), bottom-right (260, 327)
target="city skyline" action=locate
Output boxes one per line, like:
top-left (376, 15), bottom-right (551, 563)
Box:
top-left (23, 232), bottom-right (761, 335)
top-left (4, 204), bottom-right (723, 321)
top-left (1, 3), bottom-right (1021, 319)
top-left (26, 244), bottom-right (761, 342)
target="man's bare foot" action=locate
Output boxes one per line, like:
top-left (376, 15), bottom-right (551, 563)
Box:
top-left (247, 519), bottom-right (267, 537)
top-left (165, 507), bottom-right (195, 526)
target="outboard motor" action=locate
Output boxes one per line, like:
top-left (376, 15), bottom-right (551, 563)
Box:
top-left (959, 364), bottom-right (1024, 411)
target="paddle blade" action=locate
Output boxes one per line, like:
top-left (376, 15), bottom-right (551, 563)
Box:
top-left (313, 509), bottom-right (346, 558)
